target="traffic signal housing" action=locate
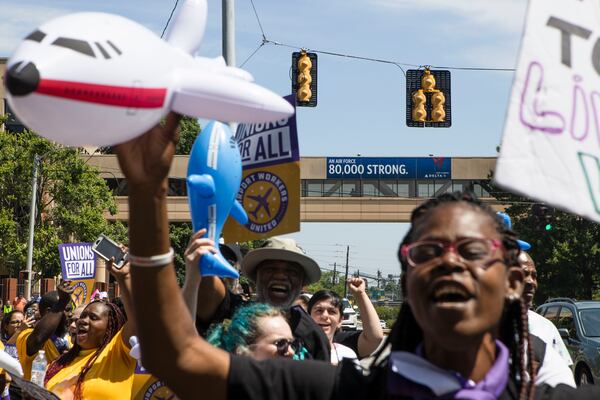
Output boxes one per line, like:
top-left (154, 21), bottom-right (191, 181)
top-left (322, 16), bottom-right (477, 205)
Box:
top-left (532, 204), bottom-right (555, 231)
top-left (292, 51), bottom-right (318, 107)
top-left (406, 68), bottom-right (451, 127)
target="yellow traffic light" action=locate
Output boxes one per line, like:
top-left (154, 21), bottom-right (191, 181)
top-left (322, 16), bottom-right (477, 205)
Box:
top-left (297, 52), bottom-right (312, 103)
top-left (431, 91), bottom-right (446, 122)
top-left (412, 89), bottom-right (427, 122)
top-left (292, 51), bottom-right (318, 107)
top-left (410, 68), bottom-right (446, 124)
top-left (421, 70), bottom-right (436, 91)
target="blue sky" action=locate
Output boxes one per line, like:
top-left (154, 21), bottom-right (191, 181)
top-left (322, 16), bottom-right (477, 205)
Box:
top-left (1, 0), bottom-right (528, 277)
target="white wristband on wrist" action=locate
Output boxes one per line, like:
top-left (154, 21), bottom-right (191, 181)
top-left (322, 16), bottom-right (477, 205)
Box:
top-left (129, 247), bottom-right (175, 267)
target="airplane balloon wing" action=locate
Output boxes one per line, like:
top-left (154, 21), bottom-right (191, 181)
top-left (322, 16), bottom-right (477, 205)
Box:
top-left (171, 67), bottom-right (293, 123)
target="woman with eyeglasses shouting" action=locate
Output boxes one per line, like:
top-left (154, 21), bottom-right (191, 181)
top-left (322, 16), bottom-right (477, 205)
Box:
top-left (207, 303), bottom-right (295, 360)
top-left (116, 115), bottom-right (600, 399)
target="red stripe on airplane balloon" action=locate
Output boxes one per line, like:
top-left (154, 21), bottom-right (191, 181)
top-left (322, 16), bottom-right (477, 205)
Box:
top-left (36, 79), bottom-right (167, 108)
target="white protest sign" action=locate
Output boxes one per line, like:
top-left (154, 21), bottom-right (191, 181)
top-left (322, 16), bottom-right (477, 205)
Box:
top-left (58, 243), bottom-right (96, 280)
top-left (495, 0), bottom-right (600, 222)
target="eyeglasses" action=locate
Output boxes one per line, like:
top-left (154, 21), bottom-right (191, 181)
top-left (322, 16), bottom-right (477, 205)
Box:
top-left (8, 320), bottom-right (22, 325)
top-left (273, 338), bottom-right (294, 356)
top-left (401, 238), bottom-right (502, 268)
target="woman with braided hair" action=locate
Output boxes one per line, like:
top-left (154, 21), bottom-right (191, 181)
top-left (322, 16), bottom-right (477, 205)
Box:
top-left (373, 191), bottom-right (536, 398)
top-left (44, 258), bottom-right (137, 399)
top-left (116, 115), bottom-right (600, 399)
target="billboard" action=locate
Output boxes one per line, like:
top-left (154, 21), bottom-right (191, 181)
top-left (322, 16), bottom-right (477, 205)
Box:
top-left (326, 157), bottom-right (451, 179)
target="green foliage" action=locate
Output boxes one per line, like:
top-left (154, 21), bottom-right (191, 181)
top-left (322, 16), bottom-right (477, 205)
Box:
top-left (492, 185), bottom-right (600, 304)
top-left (374, 304), bottom-right (400, 330)
top-left (0, 123), bottom-right (126, 277)
top-left (169, 222), bottom-right (193, 285)
top-left (307, 271), bottom-right (346, 296)
top-left (175, 117), bottom-right (201, 155)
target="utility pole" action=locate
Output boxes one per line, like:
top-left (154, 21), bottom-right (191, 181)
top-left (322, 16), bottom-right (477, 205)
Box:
top-left (332, 262), bottom-right (337, 285)
top-left (222, 0), bottom-right (235, 66)
top-left (222, 0), bottom-right (237, 132)
top-left (377, 269), bottom-right (382, 289)
top-left (343, 245), bottom-right (349, 298)
top-left (25, 155), bottom-right (40, 299)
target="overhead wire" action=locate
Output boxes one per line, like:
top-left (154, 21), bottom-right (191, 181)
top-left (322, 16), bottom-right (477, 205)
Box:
top-left (249, 0), bottom-right (267, 40)
top-left (161, 0), bottom-right (180, 39)
top-left (245, 2), bottom-right (515, 74)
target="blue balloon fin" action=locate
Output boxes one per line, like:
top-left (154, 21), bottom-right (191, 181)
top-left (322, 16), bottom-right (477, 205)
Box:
top-left (230, 200), bottom-right (248, 225)
top-left (200, 253), bottom-right (240, 279)
top-left (186, 174), bottom-right (216, 198)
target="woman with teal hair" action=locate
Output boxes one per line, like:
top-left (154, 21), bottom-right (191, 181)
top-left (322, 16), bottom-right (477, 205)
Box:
top-left (207, 303), bottom-right (295, 361)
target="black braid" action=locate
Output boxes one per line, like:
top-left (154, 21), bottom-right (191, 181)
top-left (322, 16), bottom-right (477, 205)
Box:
top-left (385, 191), bottom-right (534, 398)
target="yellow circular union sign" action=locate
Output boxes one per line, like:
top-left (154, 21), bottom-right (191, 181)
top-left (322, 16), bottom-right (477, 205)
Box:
top-left (240, 171), bottom-right (288, 234)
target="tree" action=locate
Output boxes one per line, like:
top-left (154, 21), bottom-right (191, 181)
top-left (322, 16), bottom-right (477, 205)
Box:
top-left (307, 271), bottom-right (346, 296)
top-left (374, 304), bottom-right (400, 330)
top-left (175, 117), bottom-right (201, 155)
top-left (491, 183), bottom-right (600, 303)
top-left (0, 121), bottom-right (126, 278)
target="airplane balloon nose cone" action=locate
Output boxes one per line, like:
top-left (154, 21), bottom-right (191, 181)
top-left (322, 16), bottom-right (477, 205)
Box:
top-left (6, 62), bottom-right (40, 96)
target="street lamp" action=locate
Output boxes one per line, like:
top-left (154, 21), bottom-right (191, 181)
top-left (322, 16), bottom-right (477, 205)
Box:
top-left (25, 155), bottom-right (40, 300)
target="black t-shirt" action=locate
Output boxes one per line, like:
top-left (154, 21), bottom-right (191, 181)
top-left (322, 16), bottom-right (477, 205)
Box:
top-left (227, 354), bottom-right (600, 400)
top-left (228, 355), bottom-right (338, 400)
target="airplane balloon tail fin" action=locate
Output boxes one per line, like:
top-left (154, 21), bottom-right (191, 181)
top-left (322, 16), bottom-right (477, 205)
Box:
top-left (200, 253), bottom-right (240, 279)
top-left (230, 199), bottom-right (248, 225)
top-left (164, 0), bottom-right (207, 55)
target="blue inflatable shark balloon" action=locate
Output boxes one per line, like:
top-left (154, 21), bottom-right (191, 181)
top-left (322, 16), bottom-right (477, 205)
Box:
top-left (187, 121), bottom-right (248, 278)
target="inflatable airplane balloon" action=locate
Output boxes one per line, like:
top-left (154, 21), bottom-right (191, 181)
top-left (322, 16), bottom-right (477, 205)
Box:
top-left (187, 121), bottom-right (247, 278)
top-left (4, 0), bottom-right (293, 146)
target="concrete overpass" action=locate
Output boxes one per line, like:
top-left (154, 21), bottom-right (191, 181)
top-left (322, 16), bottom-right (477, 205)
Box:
top-left (87, 155), bottom-right (504, 223)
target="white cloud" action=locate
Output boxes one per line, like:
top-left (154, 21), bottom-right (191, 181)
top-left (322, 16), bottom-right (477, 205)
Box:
top-left (373, 0), bottom-right (527, 35)
top-left (0, 3), bottom-right (69, 55)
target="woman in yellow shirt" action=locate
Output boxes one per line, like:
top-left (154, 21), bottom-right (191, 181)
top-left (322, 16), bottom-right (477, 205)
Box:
top-left (44, 260), bottom-right (136, 400)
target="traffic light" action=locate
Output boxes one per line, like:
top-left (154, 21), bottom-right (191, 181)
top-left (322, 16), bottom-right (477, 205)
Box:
top-left (406, 68), bottom-right (451, 127)
top-left (532, 204), bottom-right (554, 231)
top-left (292, 51), bottom-right (318, 107)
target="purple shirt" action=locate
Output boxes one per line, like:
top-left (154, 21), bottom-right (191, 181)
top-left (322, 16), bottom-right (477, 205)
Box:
top-left (388, 340), bottom-right (510, 399)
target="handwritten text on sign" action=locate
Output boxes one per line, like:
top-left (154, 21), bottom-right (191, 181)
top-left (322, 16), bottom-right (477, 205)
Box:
top-left (496, 0), bottom-right (600, 222)
top-left (58, 243), bottom-right (96, 280)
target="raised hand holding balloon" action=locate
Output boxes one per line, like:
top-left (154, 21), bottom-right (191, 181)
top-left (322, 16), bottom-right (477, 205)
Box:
top-left (186, 121), bottom-right (248, 278)
top-left (4, 0), bottom-right (294, 146)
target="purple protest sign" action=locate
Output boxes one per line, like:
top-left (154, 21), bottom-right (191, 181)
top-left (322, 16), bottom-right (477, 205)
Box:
top-left (58, 243), bottom-right (95, 280)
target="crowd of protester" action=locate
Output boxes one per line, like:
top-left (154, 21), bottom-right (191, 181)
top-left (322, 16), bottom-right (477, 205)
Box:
top-left (0, 115), bottom-right (598, 399)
